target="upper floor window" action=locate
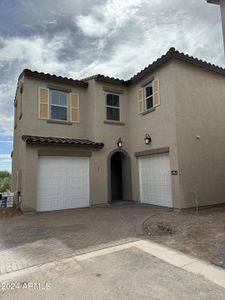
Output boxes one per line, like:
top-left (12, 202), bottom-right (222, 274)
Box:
top-left (39, 87), bottom-right (79, 123)
top-left (145, 82), bottom-right (153, 110)
top-left (50, 90), bottom-right (68, 121)
top-left (106, 93), bottom-right (120, 121)
top-left (138, 79), bottom-right (160, 114)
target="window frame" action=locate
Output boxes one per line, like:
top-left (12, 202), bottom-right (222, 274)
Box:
top-left (105, 93), bottom-right (121, 122)
top-left (144, 82), bottom-right (154, 111)
top-left (50, 89), bottom-right (69, 121)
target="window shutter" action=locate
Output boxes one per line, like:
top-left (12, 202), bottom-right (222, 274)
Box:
top-left (70, 93), bottom-right (79, 122)
top-left (137, 88), bottom-right (144, 114)
top-left (153, 79), bottom-right (160, 107)
top-left (39, 88), bottom-right (49, 119)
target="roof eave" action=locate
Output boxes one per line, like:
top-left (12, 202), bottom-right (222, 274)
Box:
top-left (22, 135), bottom-right (104, 149)
top-left (20, 69), bottom-right (88, 88)
top-left (128, 51), bottom-right (173, 84)
top-left (25, 141), bottom-right (104, 149)
top-left (129, 47), bottom-right (225, 84)
top-left (95, 76), bottom-right (127, 86)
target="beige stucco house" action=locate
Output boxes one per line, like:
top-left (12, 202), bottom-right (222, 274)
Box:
top-left (12, 47), bottom-right (225, 212)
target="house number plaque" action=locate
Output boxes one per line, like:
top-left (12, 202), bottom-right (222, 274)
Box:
top-left (171, 170), bottom-right (178, 175)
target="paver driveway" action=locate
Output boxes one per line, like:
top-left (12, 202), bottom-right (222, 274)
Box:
top-left (0, 203), bottom-right (168, 275)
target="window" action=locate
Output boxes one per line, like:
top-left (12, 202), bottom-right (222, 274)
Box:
top-left (145, 82), bottom-right (153, 110)
top-left (106, 94), bottom-right (120, 121)
top-left (137, 78), bottom-right (160, 115)
top-left (50, 90), bottom-right (68, 121)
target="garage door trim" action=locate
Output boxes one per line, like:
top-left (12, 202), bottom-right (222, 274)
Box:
top-left (38, 150), bottom-right (92, 157)
top-left (135, 147), bottom-right (169, 157)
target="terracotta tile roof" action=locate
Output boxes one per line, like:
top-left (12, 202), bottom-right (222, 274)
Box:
top-left (128, 47), bottom-right (225, 83)
top-left (83, 48), bottom-right (225, 85)
top-left (20, 69), bottom-right (88, 88)
top-left (20, 48), bottom-right (225, 87)
top-left (82, 74), bottom-right (127, 85)
top-left (22, 135), bottom-right (104, 149)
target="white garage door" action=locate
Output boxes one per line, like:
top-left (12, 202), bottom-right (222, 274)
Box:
top-left (138, 153), bottom-right (172, 207)
top-left (37, 156), bottom-right (89, 212)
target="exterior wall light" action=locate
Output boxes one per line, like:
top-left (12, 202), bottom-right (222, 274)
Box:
top-left (117, 138), bottom-right (123, 148)
top-left (144, 134), bottom-right (151, 145)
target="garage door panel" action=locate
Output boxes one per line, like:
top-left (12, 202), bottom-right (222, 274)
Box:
top-left (37, 156), bottom-right (89, 212)
top-left (139, 153), bottom-right (172, 207)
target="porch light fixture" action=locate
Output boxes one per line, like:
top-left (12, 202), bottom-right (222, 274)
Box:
top-left (117, 138), bottom-right (123, 148)
top-left (144, 134), bottom-right (151, 145)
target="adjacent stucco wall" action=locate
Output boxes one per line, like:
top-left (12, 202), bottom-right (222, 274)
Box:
top-left (127, 61), bottom-right (182, 208)
top-left (174, 59), bottom-right (225, 208)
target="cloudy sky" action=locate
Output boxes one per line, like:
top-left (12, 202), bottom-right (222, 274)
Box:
top-left (0, 0), bottom-right (223, 172)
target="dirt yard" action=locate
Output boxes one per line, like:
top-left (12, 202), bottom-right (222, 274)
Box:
top-left (0, 208), bottom-right (21, 219)
top-left (143, 205), bottom-right (225, 268)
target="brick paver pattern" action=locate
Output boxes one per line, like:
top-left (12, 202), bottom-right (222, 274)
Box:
top-left (0, 203), bottom-right (168, 275)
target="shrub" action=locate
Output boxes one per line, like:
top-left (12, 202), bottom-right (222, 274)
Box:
top-left (0, 171), bottom-right (11, 193)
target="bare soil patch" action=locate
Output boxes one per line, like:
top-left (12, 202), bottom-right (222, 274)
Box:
top-left (0, 208), bottom-right (21, 219)
top-left (143, 205), bottom-right (225, 268)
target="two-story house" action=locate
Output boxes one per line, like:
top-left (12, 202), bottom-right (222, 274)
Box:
top-left (12, 47), bottom-right (225, 213)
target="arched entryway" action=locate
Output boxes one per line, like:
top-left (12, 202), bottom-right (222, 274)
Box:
top-left (108, 149), bottom-right (132, 203)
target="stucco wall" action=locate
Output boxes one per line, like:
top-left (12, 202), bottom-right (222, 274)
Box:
top-left (13, 76), bottom-right (132, 211)
top-left (127, 61), bottom-right (182, 208)
top-left (12, 79), bottom-right (26, 200)
top-left (89, 81), bottom-right (131, 203)
top-left (22, 77), bottom-right (88, 139)
top-left (174, 60), bottom-right (225, 208)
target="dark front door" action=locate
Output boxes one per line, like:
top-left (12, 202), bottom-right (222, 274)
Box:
top-left (111, 152), bottom-right (123, 202)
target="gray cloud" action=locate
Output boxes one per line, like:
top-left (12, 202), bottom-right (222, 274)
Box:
top-left (0, 0), bottom-right (224, 136)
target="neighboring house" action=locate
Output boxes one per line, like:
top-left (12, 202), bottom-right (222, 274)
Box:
top-left (12, 47), bottom-right (225, 213)
top-left (207, 0), bottom-right (225, 50)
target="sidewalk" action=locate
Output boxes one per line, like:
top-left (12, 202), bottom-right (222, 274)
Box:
top-left (1, 239), bottom-right (225, 300)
